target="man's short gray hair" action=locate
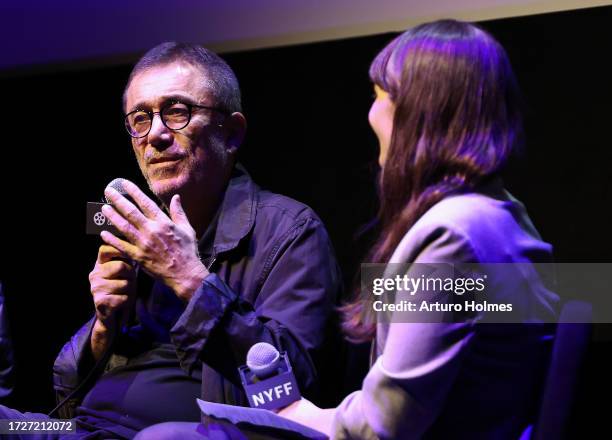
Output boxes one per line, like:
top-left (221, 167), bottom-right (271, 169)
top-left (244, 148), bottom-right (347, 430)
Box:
top-left (123, 42), bottom-right (242, 114)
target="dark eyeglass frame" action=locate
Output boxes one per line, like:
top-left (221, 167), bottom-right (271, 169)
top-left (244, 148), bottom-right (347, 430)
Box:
top-left (124, 100), bottom-right (227, 138)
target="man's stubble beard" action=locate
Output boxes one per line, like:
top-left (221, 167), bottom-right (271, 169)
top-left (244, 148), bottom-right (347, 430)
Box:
top-left (142, 134), bottom-right (231, 207)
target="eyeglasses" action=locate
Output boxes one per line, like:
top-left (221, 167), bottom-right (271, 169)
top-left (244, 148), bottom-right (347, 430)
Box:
top-left (124, 100), bottom-right (226, 138)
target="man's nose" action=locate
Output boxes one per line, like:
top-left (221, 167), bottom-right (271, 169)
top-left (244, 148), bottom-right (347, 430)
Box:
top-left (148, 113), bottom-right (173, 149)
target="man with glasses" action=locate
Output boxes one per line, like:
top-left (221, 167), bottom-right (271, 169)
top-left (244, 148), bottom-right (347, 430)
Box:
top-left (0, 42), bottom-right (340, 439)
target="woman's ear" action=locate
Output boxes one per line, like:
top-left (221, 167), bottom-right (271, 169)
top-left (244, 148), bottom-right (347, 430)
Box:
top-left (224, 112), bottom-right (247, 155)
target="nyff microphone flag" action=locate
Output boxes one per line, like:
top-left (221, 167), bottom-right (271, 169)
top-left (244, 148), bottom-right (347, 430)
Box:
top-left (239, 343), bottom-right (301, 410)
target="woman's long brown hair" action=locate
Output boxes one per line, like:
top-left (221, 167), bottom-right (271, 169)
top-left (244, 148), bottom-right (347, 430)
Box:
top-left (341, 20), bottom-right (523, 343)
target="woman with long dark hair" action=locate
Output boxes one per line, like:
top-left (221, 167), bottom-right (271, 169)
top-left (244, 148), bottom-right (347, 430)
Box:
top-left (280, 19), bottom-right (558, 439)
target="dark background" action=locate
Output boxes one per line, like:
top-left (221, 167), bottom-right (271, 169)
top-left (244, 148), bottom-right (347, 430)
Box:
top-left (0, 4), bottom-right (611, 435)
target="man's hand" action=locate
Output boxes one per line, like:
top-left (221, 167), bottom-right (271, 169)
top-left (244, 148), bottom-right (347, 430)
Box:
top-left (89, 244), bottom-right (137, 360)
top-left (99, 180), bottom-right (208, 302)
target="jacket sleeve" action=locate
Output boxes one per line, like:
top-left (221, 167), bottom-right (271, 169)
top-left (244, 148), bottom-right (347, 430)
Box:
top-left (331, 226), bottom-right (479, 439)
top-left (52, 317), bottom-right (96, 418)
top-left (0, 283), bottom-right (14, 404)
top-left (170, 216), bottom-right (341, 397)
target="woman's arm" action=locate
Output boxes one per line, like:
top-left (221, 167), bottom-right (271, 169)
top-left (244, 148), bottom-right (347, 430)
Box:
top-left (279, 225), bottom-right (481, 439)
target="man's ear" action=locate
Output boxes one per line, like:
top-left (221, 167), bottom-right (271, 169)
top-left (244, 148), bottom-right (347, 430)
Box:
top-left (223, 112), bottom-right (247, 155)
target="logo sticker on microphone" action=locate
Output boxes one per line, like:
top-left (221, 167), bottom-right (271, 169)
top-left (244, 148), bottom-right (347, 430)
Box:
top-left (86, 202), bottom-right (122, 236)
top-left (93, 212), bottom-right (106, 226)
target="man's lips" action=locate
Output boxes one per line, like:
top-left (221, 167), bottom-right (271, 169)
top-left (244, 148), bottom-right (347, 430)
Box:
top-left (148, 156), bottom-right (183, 165)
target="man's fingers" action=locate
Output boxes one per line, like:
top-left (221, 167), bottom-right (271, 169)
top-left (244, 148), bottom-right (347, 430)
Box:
top-left (101, 203), bottom-right (140, 243)
top-left (93, 292), bottom-right (131, 319)
top-left (91, 277), bottom-right (133, 293)
top-left (104, 186), bottom-right (150, 227)
top-left (169, 194), bottom-right (190, 227)
top-left (97, 244), bottom-right (127, 263)
top-left (98, 260), bottom-right (134, 280)
top-left (100, 230), bottom-right (140, 261)
top-left (121, 179), bottom-right (163, 220)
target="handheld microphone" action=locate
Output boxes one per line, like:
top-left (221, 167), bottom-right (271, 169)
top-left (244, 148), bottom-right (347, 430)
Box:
top-left (105, 178), bottom-right (137, 206)
top-left (52, 177), bottom-right (140, 418)
top-left (89, 178), bottom-right (143, 328)
top-left (86, 178), bottom-right (138, 236)
top-left (239, 342), bottom-right (301, 411)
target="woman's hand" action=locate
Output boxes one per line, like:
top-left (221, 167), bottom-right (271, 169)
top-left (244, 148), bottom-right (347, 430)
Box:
top-left (278, 398), bottom-right (335, 437)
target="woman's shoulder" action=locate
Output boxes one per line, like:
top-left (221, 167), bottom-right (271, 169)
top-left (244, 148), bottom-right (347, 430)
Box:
top-left (390, 188), bottom-right (552, 264)
top-left (420, 190), bottom-right (514, 234)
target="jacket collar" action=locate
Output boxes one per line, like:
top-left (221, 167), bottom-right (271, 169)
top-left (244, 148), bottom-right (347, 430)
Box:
top-left (212, 163), bottom-right (257, 256)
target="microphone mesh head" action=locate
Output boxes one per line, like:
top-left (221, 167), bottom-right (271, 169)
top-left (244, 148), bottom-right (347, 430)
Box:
top-left (105, 178), bottom-right (128, 202)
top-left (246, 342), bottom-right (280, 377)
top-left (105, 178), bottom-right (142, 207)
